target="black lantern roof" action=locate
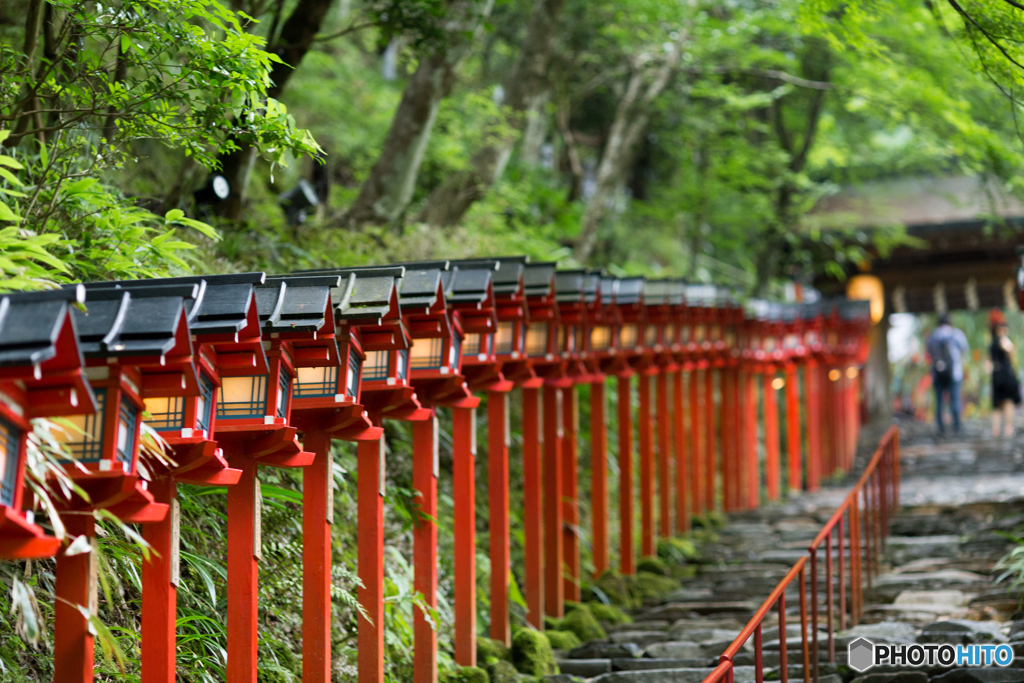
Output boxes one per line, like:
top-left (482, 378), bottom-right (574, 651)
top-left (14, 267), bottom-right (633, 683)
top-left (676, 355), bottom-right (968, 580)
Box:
top-left (445, 261), bottom-right (497, 304)
top-left (582, 271), bottom-right (602, 304)
top-left (0, 287), bottom-right (85, 368)
top-left (685, 284), bottom-right (716, 307)
top-left (616, 277), bottom-right (645, 305)
top-left (600, 276), bottom-right (619, 302)
top-left (643, 279), bottom-right (685, 306)
top-left (89, 273), bottom-right (267, 336)
top-left (298, 267), bottom-right (405, 323)
top-left (841, 299), bottom-right (871, 322)
top-left (555, 269), bottom-right (587, 303)
top-left (486, 256), bottom-right (529, 296)
top-left (397, 268), bottom-right (446, 312)
top-left (71, 283), bottom-right (198, 357)
top-left (523, 262), bottom-right (557, 298)
top-left (258, 275), bottom-right (342, 332)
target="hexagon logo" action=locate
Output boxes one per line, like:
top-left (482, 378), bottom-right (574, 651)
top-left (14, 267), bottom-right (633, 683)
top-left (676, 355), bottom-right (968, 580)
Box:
top-left (848, 638), bottom-right (875, 672)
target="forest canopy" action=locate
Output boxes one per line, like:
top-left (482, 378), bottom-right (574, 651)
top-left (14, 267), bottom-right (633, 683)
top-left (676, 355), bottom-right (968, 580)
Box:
top-left (3, 0), bottom-right (1024, 680)
top-left (1, 0), bottom-right (1023, 292)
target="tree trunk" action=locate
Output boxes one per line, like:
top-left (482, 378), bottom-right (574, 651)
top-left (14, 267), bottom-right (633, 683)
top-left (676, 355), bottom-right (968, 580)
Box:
top-left (573, 42), bottom-right (682, 264)
top-left (345, 0), bottom-right (495, 227)
top-left (416, 0), bottom-right (565, 228)
top-left (213, 0), bottom-right (336, 219)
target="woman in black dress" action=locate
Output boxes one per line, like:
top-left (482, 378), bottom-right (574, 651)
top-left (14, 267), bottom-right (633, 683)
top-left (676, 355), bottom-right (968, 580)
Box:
top-left (989, 309), bottom-right (1021, 438)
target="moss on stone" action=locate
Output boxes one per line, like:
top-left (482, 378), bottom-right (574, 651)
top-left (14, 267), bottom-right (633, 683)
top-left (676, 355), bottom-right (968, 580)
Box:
top-left (558, 604), bottom-right (606, 642)
top-left (448, 666), bottom-right (489, 683)
top-left (591, 570), bottom-right (637, 609)
top-left (586, 601), bottom-right (632, 625)
top-left (511, 628), bottom-right (559, 676)
top-left (630, 570), bottom-right (680, 602)
top-left (486, 660), bottom-right (519, 683)
top-left (545, 629), bottom-right (582, 650)
top-left (477, 636), bottom-right (512, 665)
top-left (637, 556), bottom-right (671, 576)
top-left (543, 615), bottom-right (564, 631)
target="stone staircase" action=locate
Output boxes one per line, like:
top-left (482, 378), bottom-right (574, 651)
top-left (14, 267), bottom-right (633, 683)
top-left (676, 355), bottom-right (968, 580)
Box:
top-left (547, 421), bottom-right (1024, 683)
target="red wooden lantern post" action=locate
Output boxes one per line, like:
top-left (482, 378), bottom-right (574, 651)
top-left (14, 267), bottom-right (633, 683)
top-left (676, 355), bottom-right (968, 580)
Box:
top-left (218, 274), bottom-right (343, 683)
top-left (741, 300), bottom-right (765, 507)
top-left (683, 285), bottom-right (711, 516)
top-left (393, 263), bottom-right (473, 680)
top-left (841, 300), bottom-right (871, 469)
top-left (522, 263), bottom-right (569, 619)
top-left (612, 277), bottom-right (646, 573)
top-left (759, 302), bottom-right (787, 502)
top-left (88, 274), bottom-right (278, 683)
top-left (552, 269), bottom-right (591, 603)
top-left (457, 256), bottom-right (528, 644)
top-left (326, 267), bottom-right (410, 683)
top-left (0, 288), bottom-right (95, 560)
top-left (283, 268), bottom-right (393, 683)
top-left (643, 280), bottom-right (683, 542)
top-left (781, 304), bottom-right (805, 492)
top-left (802, 302), bottom-right (824, 491)
top-left (671, 286), bottom-right (692, 533)
top-left (589, 276), bottom-right (623, 578)
top-left (53, 283), bottom-right (206, 683)
top-left (434, 260), bottom-right (506, 666)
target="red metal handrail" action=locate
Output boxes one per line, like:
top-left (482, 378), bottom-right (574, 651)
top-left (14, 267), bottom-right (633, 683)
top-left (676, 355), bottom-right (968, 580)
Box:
top-left (702, 425), bottom-right (901, 683)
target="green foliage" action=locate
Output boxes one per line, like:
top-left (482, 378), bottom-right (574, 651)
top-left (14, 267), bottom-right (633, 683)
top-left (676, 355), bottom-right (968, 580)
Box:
top-left (511, 628), bottom-right (558, 676)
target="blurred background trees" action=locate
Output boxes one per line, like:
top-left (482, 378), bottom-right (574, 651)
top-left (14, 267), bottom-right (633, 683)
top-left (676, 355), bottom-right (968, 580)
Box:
top-left (4, 0), bottom-right (1024, 680)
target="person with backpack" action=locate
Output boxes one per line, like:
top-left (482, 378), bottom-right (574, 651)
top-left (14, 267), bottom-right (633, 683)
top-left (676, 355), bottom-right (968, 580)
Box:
top-left (927, 313), bottom-right (970, 435)
top-left (988, 308), bottom-right (1020, 438)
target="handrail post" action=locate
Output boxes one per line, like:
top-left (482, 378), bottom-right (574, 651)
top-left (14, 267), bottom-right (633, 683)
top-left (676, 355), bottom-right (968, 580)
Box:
top-left (799, 566), bottom-right (810, 683)
top-left (778, 592), bottom-right (788, 683)
top-left (811, 550), bottom-right (819, 683)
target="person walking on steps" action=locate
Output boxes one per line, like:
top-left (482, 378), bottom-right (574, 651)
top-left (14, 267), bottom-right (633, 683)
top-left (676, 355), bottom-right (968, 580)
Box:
top-left (988, 308), bottom-right (1020, 438)
top-left (927, 312), bottom-right (969, 435)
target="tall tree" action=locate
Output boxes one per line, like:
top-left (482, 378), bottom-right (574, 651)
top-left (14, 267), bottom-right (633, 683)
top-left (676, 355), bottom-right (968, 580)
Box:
top-left (214, 0), bottom-right (337, 218)
top-left (417, 0), bottom-right (566, 228)
top-left (344, 0), bottom-right (494, 227)
top-left (573, 35), bottom-right (685, 263)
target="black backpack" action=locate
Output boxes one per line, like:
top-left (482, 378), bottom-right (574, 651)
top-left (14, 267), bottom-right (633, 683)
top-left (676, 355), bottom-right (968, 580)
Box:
top-left (934, 336), bottom-right (955, 384)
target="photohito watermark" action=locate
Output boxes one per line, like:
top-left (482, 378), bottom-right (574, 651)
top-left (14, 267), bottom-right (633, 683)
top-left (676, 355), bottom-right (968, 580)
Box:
top-left (848, 638), bottom-right (1015, 672)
